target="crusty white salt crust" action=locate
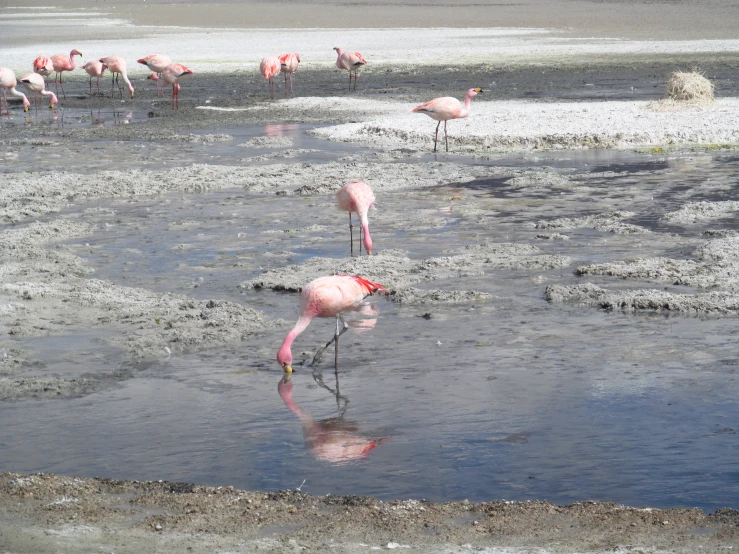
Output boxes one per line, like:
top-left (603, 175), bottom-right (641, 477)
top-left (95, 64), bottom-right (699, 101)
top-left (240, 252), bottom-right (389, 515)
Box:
top-left (291, 97), bottom-right (739, 151)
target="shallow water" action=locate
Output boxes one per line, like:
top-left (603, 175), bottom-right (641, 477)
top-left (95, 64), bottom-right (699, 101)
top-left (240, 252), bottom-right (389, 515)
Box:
top-left (2, 129), bottom-right (739, 512)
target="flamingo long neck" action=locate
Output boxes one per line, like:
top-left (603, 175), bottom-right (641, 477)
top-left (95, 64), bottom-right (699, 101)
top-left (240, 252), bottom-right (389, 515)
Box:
top-left (68, 51), bottom-right (78, 70)
top-left (8, 86), bottom-right (29, 106)
top-left (277, 315), bottom-right (313, 365)
top-left (41, 89), bottom-right (58, 105)
top-left (460, 92), bottom-right (474, 118)
top-left (120, 70), bottom-right (134, 97)
top-left (358, 210), bottom-right (372, 253)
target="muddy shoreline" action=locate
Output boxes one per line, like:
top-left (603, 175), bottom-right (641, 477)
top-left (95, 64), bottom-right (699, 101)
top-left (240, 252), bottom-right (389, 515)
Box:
top-left (1, 472), bottom-right (737, 554)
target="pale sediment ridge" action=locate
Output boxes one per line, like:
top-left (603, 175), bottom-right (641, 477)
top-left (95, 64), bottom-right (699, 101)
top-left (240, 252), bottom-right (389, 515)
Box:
top-left (298, 97), bottom-right (739, 151)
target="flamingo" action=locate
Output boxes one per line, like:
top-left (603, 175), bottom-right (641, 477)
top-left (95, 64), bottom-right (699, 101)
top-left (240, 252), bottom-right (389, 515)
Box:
top-left (99, 56), bottom-right (134, 98)
top-left (50, 49), bottom-right (82, 99)
top-left (278, 52), bottom-right (300, 96)
top-left (19, 73), bottom-right (57, 109)
top-left (412, 87), bottom-right (484, 153)
top-left (32, 56), bottom-right (53, 90)
top-left (333, 47), bottom-right (367, 91)
top-left (336, 180), bottom-right (375, 257)
top-left (0, 68), bottom-right (30, 114)
top-left (155, 63), bottom-right (193, 110)
top-left (278, 375), bottom-right (389, 463)
top-left (82, 61), bottom-right (106, 96)
top-left (260, 56), bottom-right (280, 99)
top-left (276, 274), bottom-right (387, 373)
top-left (137, 54), bottom-right (171, 96)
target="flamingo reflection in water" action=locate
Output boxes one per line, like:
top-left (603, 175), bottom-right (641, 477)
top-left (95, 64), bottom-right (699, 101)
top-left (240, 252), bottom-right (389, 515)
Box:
top-left (278, 374), bottom-right (389, 463)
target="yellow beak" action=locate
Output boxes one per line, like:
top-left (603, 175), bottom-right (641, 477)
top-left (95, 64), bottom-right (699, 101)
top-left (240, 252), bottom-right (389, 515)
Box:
top-left (50, 104), bottom-right (55, 109)
top-left (283, 364), bottom-right (293, 373)
top-left (24, 106), bottom-right (29, 112)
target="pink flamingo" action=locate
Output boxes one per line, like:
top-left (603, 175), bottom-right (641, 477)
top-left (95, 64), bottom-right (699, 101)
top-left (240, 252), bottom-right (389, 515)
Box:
top-left (33, 56), bottom-right (53, 90)
top-left (333, 47), bottom-right (367, 91)
top-left (336, 180), bottom-right (375, 257)
top-left (278, 52), bottom-right (300, 96)
top-left (0, 68), bottom-right (30, 114)
top-left (276, 274), bottom-right (387, 373)
top-left (99, 56), bottom-right (134, 98)
top-left (82, 61), bottom-right (106, 96)
top-left (137, 54), bottom-right (171, 96)
top-left (154, 63), bottom-right (193, 110)
top-left (50, 49), bottom-right (82, 99)
top-left (412, 87), bottom-right (484, 153)
top-left (278, 375), bottom-right (389, 463)
top-left (260, 56), bottom-right (280, 99)
top-left (19, 73), bottom-right (57, 109)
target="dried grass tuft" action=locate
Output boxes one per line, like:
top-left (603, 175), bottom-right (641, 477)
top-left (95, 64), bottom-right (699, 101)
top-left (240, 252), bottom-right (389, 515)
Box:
top-left (647, 71), bottom-right (715, 112)
top-left (665, 71), bottom-right (715, 102)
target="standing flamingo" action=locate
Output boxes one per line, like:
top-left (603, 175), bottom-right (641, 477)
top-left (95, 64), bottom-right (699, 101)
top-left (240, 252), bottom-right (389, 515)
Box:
top-left (260, 56), bottom-right (280, 99)
top-left (0, 68), bottom-right (30, 114)
top-left (336, 180), bottom-right (375, 257)
top-left (82, 61), bottom-right (106, 96)
top-left (276, 274), bottom-right (387, 373)
top-left (19, 73), bottom-right (57, 109)
top-left (99, 56), bottom-right (134, 98)
top-left (412, 87), bottom-right (484, 152)
top-left (278, 375), bottom-right (389, 463)
top-left (50, 49), bottom-right (82, 99)
top-left (33, 56), bottom-right (54, 90)
top-left (333, 47), bottom-right (367, 91)
top-left (278, 52), bottom-right (300, 96)
top-left (137, 54), bottom-right (171, 96)
top-left (157, 63), bottom-right (193, 110)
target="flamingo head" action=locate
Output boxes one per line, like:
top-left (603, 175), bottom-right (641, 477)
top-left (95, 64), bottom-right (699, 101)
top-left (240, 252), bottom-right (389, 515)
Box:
top-left (49, 91), bottom-right (58, 108)
top-left (277, 343), bottom-right (293, 373)
top-left (468, 87), bottom-right (484, 98)
top-left (296, 53), bottom-right (301, 63)
top-left (147, 73), bottom-right (160, 81)
top-left (333, 47), bottom-right (341, 53)
top-left (72, 49), bottom-right (82, 57)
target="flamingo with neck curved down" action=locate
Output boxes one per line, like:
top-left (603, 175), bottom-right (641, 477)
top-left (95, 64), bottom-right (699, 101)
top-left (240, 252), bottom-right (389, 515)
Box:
top-left (33, 56), bottom-right (54, 90)
top-left (412, 87), bottom-right (483, 152)
top-left (277, 274), bottom-right (387, 373)
top-left (152, 63), bottom-right (193, 110)
top-left (138, 54), bottom-right (171, 96)
top-left (336, 180), bottom-right (375, 257)
top-left (99, 56), bottom-right (134, 98)
top-left (19, 73), bottom-right (57, 109)
top-left (0, 68), bottom-right (30, 114)
top-left (50, 49), bottom-right (82, 99)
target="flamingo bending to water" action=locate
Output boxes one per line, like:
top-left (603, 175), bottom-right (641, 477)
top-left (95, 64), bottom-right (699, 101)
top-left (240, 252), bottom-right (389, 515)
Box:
top-left (336, 180), bottom-right (375, 257)
top-left (33, 56), bottom-right (53, 90)
top-left (412, 87), bottom-right (483, 152)
top-left (99, 56), bottom-right (134, 98)
top-left (278, 52), bottom-right (300, 96)
top-left (50, 49), bottom-right (81, 98)
top-left (19, 73), bottom-right (57, 108)
top-left (82, 61), bottom-right (106, 96)
top-left (137, 54), bottom-right (171, 96)
top-left (260, 56), bottom-right (280, 99)
top-left (0, 68), bottom-right (30, 114)
top-left (333, 47), bottom-right (367, 91)
top-left (276, 274), bottom-right (387, 373)
top-left (154, 63), bottom-right (193, 110)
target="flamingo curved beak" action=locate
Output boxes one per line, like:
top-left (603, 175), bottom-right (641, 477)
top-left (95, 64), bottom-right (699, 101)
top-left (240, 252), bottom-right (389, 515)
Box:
top-left (77, 51), bottom-right (83, 56)
top-left (367, 250), bottom-right (372, 256)
top-left (474, 87), bottom-right (484, 93)
top-left (50, 103), bottom-right (55, 109)
top-left (283, 364), bottom-right (293, 373)
top-left (24, 106), bottom-right (29, 112)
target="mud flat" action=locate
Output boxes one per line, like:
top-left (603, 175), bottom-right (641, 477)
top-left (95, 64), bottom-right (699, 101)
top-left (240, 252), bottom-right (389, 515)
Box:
top-left (0, 472), bottom-right (737, 554)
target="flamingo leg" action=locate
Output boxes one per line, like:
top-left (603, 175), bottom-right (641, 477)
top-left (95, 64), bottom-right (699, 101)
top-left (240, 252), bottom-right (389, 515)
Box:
top-left (354, 71), bottom-right (359, 91)
top-left (289, 73), bottom-right (294, 96)
top-left (349, 212), bottom-right (354, 257)
top-left (311, 316), bottom-right (349, 367)
top-left (171, 85), bottom-right (175, 110)
top-left (445, 121), bottom-right (449, 152)
top-left (348, 71), bottom-right (352, 91)
top-left (359, 224), bottom-right (363, 256)
top-left (97, 76), bottom-right (101, 95)
top-left (89, 76), bottom-right (92, 96)
top-left (433, 121), bottom-right (441, 153)
top-left (59, 72), bottom-right (66, 99)
top-left (2, 89), bottom-right (7, 116)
